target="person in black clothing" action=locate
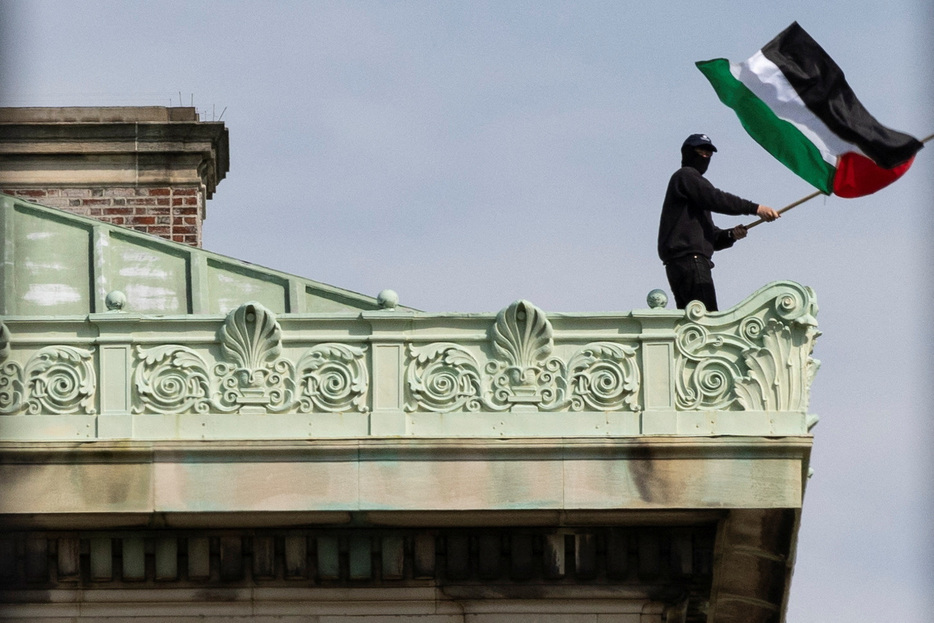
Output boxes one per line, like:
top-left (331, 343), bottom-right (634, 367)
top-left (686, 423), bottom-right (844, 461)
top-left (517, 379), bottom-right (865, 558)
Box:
top-left (657, 134), bottom-right (780, 311)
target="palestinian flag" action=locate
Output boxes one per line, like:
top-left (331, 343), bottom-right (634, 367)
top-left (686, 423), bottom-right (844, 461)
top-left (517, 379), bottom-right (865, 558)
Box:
top-left (696, 22), bottom-right (922, 198)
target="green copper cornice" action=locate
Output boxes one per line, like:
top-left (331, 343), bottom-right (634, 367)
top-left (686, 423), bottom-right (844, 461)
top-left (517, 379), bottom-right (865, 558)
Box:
top-left (0, 282), bottom-right (819, 440)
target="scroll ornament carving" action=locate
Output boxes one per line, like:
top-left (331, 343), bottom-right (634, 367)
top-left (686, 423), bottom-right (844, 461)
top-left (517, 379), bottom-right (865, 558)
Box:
top-left (406, 343), bottom-right (484, 412)
top-left (405, 300), bottom-right (641, 413)
top-left (133, 346), bottom-right (212, 414)
top-left (0, 321), bottom-right (97, 415)
top-left (567, 342), bottom-right (640, 412)
top-left (296, 344), bottom-right (369, 413)
top-left (675, 282), bottom-right (820, 412)
top-left (134, 303), bottom-right (368, 414)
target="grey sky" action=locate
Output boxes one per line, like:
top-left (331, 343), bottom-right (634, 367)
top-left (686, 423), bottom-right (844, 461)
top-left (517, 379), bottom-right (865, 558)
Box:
top-left (2, 1), bottom-right (932, 619)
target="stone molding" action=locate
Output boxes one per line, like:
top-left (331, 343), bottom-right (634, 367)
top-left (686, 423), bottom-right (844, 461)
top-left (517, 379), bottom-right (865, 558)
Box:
top-left (0, 437), bottom-right (811, 516)
top-left (0, 107), bottom-right (229, 198)
top-left (0, 438), bottom-right (806, 622)
top-left (0, 107), bottom-right (229, 247)
top-left (0, 282), bottom-right (820, 440)
top-left (0, 588), bottom-right (669, 623)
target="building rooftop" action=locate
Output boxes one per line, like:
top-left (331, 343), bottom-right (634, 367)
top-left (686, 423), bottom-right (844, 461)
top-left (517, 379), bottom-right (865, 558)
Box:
top-left (0, 192), bottom-right (820, 622)
top-left (0, 106), bottom-right (202, 123)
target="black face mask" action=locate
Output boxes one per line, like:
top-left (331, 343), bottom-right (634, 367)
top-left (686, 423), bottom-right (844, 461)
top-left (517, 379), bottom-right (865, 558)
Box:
top-left (681, 146), bottom-right (710, 175)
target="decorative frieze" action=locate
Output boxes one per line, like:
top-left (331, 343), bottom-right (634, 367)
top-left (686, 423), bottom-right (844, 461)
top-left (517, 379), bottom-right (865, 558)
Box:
top-left (674, 282), bottom-right (820, 412)
top-left (0, 281), bottom-right (821, 435)
top-left (0, 321), bottom-right (97, 415)
top-left (406, 300), bottom-right (642, 413)
top-left (134, 302), bottom-right (369, 415)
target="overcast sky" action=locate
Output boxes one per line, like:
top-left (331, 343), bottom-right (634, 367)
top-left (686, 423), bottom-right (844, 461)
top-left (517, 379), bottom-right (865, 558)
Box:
top-left (1, 1), bottom-right (932, 620)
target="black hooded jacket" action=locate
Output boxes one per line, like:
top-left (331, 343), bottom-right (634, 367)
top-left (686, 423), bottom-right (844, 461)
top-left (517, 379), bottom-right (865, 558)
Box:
top-left (657, 147), bottom-right (758, 264)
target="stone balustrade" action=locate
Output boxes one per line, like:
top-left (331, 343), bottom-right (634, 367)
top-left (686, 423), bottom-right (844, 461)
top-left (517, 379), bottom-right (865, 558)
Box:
top-left (0, 281), bottom-right (819, 441)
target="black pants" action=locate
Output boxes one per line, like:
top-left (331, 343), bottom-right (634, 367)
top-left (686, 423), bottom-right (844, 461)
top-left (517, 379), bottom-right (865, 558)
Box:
top-left (665, 255), bottom-right (718, 312)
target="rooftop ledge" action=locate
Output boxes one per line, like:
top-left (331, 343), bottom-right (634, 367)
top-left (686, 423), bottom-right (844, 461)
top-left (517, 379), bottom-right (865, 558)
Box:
top-left (1, 191), bottom-right (820, 442)
top-left (0, 280), bottom-right (820, 441)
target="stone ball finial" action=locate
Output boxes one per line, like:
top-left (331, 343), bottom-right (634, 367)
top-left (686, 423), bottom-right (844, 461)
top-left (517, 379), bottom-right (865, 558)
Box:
top-left (377, 289), bottom-right (399, 310)
top-left (105, 290), bottom-right (127, 312)
top-left (647, 289), bottom-right (668, 309)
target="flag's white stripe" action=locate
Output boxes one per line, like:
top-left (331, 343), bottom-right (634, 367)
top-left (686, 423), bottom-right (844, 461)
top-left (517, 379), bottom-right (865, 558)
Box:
top-left (730, 51), bottom-right (864, 166)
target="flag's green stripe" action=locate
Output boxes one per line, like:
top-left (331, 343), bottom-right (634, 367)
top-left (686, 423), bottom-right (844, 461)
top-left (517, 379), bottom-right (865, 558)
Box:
top-left (696, 58), bottom-right (835, 193)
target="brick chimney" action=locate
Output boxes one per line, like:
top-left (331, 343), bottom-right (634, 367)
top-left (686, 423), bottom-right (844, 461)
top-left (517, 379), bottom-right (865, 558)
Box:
top-left (0, 107), bottom-right (229, 247)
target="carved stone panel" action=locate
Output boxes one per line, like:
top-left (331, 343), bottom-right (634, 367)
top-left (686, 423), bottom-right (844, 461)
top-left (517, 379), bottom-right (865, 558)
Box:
top-left (133, 302), bottom-right (369, 415)
top-left (0, 321), bottom-right (97, 415)
top-left (674, 282), bottom-right (820, 412)
top-left (405, 300), bottom-right (642, 413)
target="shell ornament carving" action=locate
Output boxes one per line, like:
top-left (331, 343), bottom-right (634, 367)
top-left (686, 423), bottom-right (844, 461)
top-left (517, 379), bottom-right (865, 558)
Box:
top-left (218, 303), bottom-right (283, 380)
top-left (406, 301), bottom-right (641, 413)
top-left (675, 282), bottom-right (820, 412)
top-left (212, 302), bottom-right (295, 411)
top-left (492, 300), bottom-right (554, 373)
top-left (488, 300), bottom-right (566, 408)
top-left (0, 322), bottom-right (97, 415)
top-left (134, 303), bottom-right (369, 415)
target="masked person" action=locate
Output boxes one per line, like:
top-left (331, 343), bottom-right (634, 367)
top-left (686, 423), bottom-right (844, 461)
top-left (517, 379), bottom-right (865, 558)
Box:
top-left (657, 134), bottom-right (779, 311)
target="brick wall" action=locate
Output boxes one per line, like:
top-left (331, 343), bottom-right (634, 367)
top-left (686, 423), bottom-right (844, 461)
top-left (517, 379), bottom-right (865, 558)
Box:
top-left (2, 185), bottom-right (204, 246)
top-left (0, 106), bottom-right (229, 249)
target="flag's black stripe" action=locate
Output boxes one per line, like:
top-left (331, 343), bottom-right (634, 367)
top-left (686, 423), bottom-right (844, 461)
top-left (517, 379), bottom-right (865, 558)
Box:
top-left (761, 22), bottom-right (922, 168)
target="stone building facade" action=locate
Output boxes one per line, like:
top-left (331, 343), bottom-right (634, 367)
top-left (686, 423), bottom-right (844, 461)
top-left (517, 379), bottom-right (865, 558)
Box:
top-left (0, 107), bottom-right (818, 622)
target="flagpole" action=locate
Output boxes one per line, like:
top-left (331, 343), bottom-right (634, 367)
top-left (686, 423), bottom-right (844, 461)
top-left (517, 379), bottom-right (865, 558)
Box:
top-left (746, 132), bottom-right (934, 229)
top-left (745, 190), bottom-right (824, 229)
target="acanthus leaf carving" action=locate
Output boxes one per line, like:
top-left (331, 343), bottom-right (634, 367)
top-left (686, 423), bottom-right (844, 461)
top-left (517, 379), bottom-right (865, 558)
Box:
top-left (675, 282), bottom-right (820, 412)
top-left (405, 302), bottom-right (641, 413)
top-left (0, 321), bottom-right (97, 415)
top-left (0, 322), bottom-right (24, 415)
top-left (567, 342), bottom-right (641, 412)
top-left (0, 322), bottom-right (9, 361)
top-left (23, 345), bottom-right (96, 415)
top-left (734, 318), bottom-right (822, 412)
top-left (296, 343), bottom-right (369, 413)
top-left (405, 343), bottom-right (484, 413)
top-left (133, 302), bottom-right (370, 415)
top-left (134, 345), bottom-right (213, 414)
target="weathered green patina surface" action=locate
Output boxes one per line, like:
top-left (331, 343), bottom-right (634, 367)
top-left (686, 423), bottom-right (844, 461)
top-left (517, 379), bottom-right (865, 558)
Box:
top-left (0, 194), bottom-right (397, 316)
top-left (0, 194), bottom-right (818, 622)
top-left (0, 195), bottom-right (820, 441)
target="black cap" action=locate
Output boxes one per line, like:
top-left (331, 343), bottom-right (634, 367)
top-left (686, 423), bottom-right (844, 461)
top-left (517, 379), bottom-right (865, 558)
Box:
top-left (682, 133), bottom-right (718, 152)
